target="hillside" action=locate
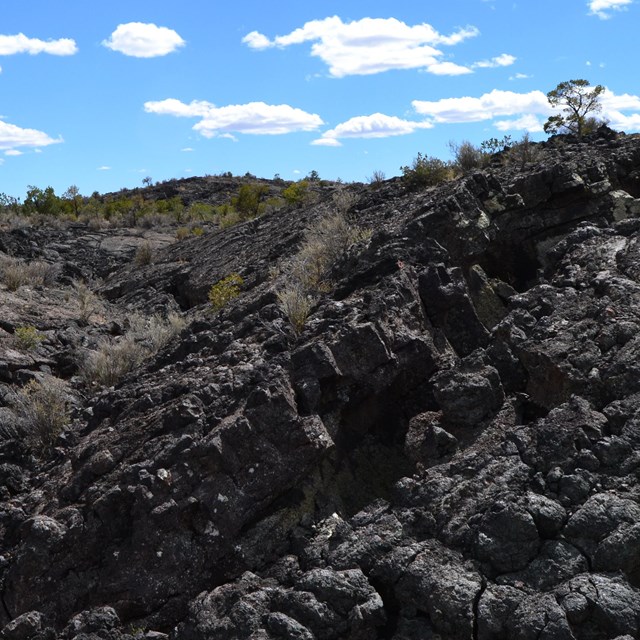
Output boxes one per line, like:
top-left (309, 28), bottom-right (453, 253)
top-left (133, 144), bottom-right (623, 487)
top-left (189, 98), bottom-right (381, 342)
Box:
top-left (1, 129), bottom-right (640, 639)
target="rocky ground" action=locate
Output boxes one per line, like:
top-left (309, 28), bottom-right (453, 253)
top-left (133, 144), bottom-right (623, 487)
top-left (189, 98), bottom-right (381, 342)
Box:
top-left (1, 129), bottom-right (640, 639)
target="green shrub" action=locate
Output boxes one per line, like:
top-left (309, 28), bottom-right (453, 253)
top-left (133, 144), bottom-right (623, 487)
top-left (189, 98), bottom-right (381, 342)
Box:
top-left (15, 325), bottom-right (44, 351)
top-left (231, 183), bottom-right (269, 219)
top-left (175, 227), bottom-right (191, 240)
top-left (282, 180), bottom-right (310, 207)
top-left (209, 273), bottom-right (244, 312)
top-left (400, 153), bottom-right (453, 190)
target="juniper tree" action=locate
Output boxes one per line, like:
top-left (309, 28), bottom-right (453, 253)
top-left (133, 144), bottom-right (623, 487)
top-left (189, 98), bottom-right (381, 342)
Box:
top-left (543, 79), bottom-right (605, 138)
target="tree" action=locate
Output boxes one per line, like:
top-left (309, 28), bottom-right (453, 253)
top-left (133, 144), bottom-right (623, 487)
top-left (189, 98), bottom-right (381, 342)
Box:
top-left (543, 79), bottom-right (605, 138)
top-left (62, 185), bottom-right (82, 217)
top-left (142, 176), bottom-right (153, 187)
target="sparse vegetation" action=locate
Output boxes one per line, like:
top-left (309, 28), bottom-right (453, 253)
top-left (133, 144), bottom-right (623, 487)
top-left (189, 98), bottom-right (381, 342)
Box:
top-left (367, 170), bottom-right (386, 186)
top-left (134, 242), bottom-right (154, 265)
top-left (400, 153), bottom-right (454, 190)
top-left (12, 376), bottom-right (70, 452)
top-left (449, 140), bottom-right (488, 172)
top-left (81, 312), bottom-right (186, 387)
top-left (15, 325), bottom-right (45, 351)
top-left (276, 212), bottom-right (371, 334)
top-left (0, 256), bottom-right (58, 291)
top-left (209, 273), bottom-right (244, 312)
top-left (505, 133), bottom-right (542, 169)
top-left (73, 280), bottom-right (100, 325)
top-left (282, 180), bottom-right (311, 207)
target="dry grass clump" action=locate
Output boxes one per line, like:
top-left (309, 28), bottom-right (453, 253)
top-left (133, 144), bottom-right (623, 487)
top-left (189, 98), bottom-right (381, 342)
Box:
top-left (276, 212), bottom-right (370, 334)
top-left (81, 336), bottom-right (148, 387)
top-left (82, 312), bottom-right (186, 387)
top-left (11, 376), bottom-right (70, 452)
top-left (134, 242), bottom-right (154, 266)
top-left (0, 255), bottom-right (59, 291)
top-left (73, 280), bottom-right (101, 324)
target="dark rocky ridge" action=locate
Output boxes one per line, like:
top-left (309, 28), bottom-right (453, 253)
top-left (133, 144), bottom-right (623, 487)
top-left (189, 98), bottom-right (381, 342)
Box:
top-left (2, 131), bottom-right (640, 639)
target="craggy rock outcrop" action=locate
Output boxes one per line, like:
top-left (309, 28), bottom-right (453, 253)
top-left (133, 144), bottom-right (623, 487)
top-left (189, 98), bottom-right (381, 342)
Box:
top-left (3, 130), bottom-right (640, 639)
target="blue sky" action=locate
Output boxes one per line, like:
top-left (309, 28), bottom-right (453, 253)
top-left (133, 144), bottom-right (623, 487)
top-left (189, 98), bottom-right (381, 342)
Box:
top-left (1, 0), bottom-right (639, 199)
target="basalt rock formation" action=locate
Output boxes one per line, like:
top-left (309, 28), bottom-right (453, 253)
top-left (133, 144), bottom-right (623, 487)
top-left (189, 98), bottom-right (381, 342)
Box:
top-left (2, 130), bottom-right (640, 639)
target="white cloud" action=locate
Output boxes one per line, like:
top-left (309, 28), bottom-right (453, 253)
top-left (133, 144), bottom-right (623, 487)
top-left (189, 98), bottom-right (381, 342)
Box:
top-left (600, 89), bottom-right (640, 131)
top-left (243, 16), bottom-right (479, 77)
top-left (144, 99), bottom-right (324, 136)
top-left (494, 114), bottom-right (545, 132)
top-left (0, 158), bottom-right (4, 165)
top-left (412, 89), bottom-right (553, 123)
top-left (98, 166), bottom-right (111, 171)
top-left (426, 61), bottom-right (472, 75)
top-left (588, 0), bottom-right (633, 19)
top-left (473, 53), bottom-right (516, 68)
top-left (312, 113), bottom-right (432, 146)
top-left (181, 147), bottom-right (194, 152)
top-left (103, 23), bottom-right (185, 58)
top-left (412, 86), bottom-right (640, 134)
top-left (0, 120), bottom-right (62, 151)
top-left (144, 99), bottom-right (212, 118)
top-left (510, 72), bottom-right (531, 80)
top-left (0, 33), bottom-right (77, 56)
top-left (5, 149), bottom-right (22, 156)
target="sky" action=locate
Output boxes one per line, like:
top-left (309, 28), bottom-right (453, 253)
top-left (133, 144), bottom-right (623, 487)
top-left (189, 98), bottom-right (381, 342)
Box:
top-left (1, 0), bottom-right (640, 199)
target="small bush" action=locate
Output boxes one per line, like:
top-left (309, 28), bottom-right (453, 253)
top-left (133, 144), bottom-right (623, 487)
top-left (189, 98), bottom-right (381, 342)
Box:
top-left (332, 189), bottom-right (358, 214)
top-left (73, 280), bottom-right (99, 324)
top-left (277, 286), bottom-right (315, 335)
top-left (209, 273), bottom-right (244, 312)
top-left (504, 133), bottom-right (542, 169)
top-left (449, 140), bottom-right (488, 172)
top-left (400, 153), bottom-right (453, 190)
top-left (231, 183), bottom-right (269, 219)
top-left (12, 376), bottom-right (70, 452)
top-left (82, 336), bottom-right (148, 387)
top-left (175, 227), bottom-right (191, 240)
top-left (367, 170), bottom-right (386, 186)
top-left (191, 226), bottom-right (205, 237)
top-left (0, 256), bottom-right (59, 291)
top-left (276, 212), bottom-right (370, 334)
top-left (15, 325), bottom-right (45, 351)
top-left (135, 242), bottom-right (154, 265)
top-left (282, 180), bottom-right (310, 207)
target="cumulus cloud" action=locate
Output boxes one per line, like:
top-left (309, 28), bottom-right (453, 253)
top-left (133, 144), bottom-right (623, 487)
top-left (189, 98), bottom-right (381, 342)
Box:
top-left (312, 113), bottom-right (432, 146)
top-left (411, 87), bottom-right (640, 133)
top-left (0, 120), bottom-right (62, 151)
top-left (412, 89), bottom-right (553, 124)
top-left (588, 0), bottom-right (633, 19)
top-left (0, 33), bottom-right (77, 56)
top-left (103, 23), bottom-right (185, 58)
top-left (144, 99), bottom-right (324, 136)
top-left (97, 166), bottom-right (111, 171)
top-left (4, 149), bottom-right (23, 156)
top-left (243, 16), bottom-right (480, 77)
top-left (473, 53), bottom-right (516, 68)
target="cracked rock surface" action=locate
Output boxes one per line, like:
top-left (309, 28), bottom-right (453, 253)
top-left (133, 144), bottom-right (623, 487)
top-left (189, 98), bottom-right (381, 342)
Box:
top-left (2, 130), bottom-right (640, 639)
